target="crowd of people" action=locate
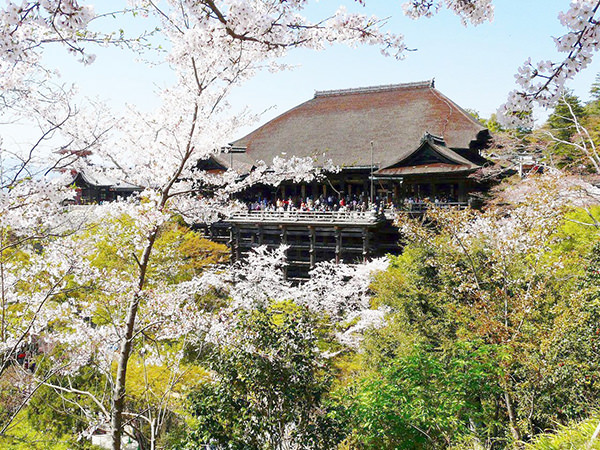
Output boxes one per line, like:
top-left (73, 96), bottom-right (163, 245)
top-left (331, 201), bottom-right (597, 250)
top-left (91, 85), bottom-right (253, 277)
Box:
top-left (246, 193), bottom-right (460, 213)
top-left (247, 194), bottom-right (372, 212)
top-left (403, 195), bottom-right (458, 205)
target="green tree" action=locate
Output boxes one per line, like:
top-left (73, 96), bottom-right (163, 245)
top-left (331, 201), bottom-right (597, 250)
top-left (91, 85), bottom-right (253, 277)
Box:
top-left (590, 73), bottom-right (600, 102)
top-left (178, 302), bottom-right (343, 450)
top-left (547, 93), bottom-right (587, 142)
top-left (545, 93), bottom-right (592, 170)
top-left (485, 113), bottom-right (505, 134)
top-left (334, 340), bottom-right (503, 449)
top-left (335, 175), bottom-right (600, 448)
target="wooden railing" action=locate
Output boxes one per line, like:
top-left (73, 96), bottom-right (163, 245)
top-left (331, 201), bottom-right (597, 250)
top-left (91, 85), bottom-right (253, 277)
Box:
top-left (400, 202), bottom-right (468, 212)
top-left (228, 209), bottom-right (384, 225)
top-left (229, 202), bottom-right (469, 225)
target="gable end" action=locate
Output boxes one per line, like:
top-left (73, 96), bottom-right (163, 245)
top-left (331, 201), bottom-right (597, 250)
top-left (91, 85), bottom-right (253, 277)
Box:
top-left (390, 143), bottom-right (460, 168)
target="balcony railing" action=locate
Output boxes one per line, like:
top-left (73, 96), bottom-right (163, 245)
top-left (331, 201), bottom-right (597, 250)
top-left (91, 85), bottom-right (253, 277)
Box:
top-left (400, 201), bottom-right (468, 212)
top-left (228, 209), bottom-right (384, 225)
top-left (229, 202), bottom-right (469, 225)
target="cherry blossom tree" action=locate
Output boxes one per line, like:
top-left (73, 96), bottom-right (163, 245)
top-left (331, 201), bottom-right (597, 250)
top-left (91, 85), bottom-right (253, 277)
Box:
top-left (402, 0), bottom-right (600, 127)
top-left (0, 87), bottom-right (111, 437)
top-left (0, 2), bottom-right (405, 448)
top-left (2, 1), bottom-right (600, 448)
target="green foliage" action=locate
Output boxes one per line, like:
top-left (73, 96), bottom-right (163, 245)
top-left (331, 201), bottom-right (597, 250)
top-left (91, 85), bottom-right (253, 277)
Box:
top-left (150, 222), bottom-right (229, 284)
top-left (0, 413), bottom-right (100, 449)
top-left (177, 303), bottom-right (343, 450)
top-left (525, 415), bottom-right (600, 450)
top-left (464, 110), bottom-right (505, 133)
top-left (334, 341), bottom-right (503, 449)
top-left (337, 194), bottom-right (600, 448)
top-left (485, 113), bottom-right (505, 134)
top-left (590, 73), bottom-right (600, 101)
top-left (82, 218), bottom-right (228, 289)
top-left (547, 93), bottom-right (586, 143)
top-left (465, 108), bottom-right (482, 122)
top-left (555, 206), bottom-right (600, 255)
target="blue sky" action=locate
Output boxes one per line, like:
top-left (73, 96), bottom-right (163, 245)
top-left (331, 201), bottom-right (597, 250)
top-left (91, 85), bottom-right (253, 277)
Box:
top-left (36, 1), bottom-right (600, 139)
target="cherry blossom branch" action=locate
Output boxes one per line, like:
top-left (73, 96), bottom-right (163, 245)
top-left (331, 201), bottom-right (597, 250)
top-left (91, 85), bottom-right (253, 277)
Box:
top-left (499, 1), bottom-right (600, 127)
top-left (41, 379), bottom-right (111, 423)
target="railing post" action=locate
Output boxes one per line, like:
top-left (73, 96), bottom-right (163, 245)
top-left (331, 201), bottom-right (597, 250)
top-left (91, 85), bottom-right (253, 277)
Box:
top-left (229, 225), bottom-right (235, 262)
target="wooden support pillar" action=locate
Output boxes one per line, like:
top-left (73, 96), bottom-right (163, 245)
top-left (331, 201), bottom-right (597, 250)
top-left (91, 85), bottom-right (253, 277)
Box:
top-left (335, 227), bottom-right (342, 264)
top-left (309, 226), bottom-right (316, 268)
top-left (229, 226), bottom-right (235, 262)
top-left (280, 225), bottom-right (287, 245)
top-left (280, 225), bottom-right (288, 279)
top-left (233, 227), bottom-right (241, 261)
top-left (458, 181), bottom-right (466, 202)
top-left (362, 227), bottom-right (370, 262)
top-left (257, 225), bottom-right (264, 246)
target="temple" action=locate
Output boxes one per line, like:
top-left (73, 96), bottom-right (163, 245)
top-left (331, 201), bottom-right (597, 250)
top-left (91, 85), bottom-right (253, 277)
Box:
top-left (66, 170), bottom-right (143, 204)
top-left (209, 80), bottom-right (492, 279)
top-left (220, 80), bottom-right (489, 204)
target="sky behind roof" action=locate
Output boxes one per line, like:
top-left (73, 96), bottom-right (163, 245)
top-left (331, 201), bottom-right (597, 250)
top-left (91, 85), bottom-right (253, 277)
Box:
top-left (19, 1), bottom-right (600, 142)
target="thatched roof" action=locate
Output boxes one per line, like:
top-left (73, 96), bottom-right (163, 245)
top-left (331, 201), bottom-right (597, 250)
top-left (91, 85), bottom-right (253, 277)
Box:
top-left (230, 80), bottom-right (489, 171)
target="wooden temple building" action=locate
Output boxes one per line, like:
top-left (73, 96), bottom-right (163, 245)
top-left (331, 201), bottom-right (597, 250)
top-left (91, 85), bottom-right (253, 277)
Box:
top-left (66, 170), bottom-right (143, 204)
top-left (205, 80), bottom-right (492, 279)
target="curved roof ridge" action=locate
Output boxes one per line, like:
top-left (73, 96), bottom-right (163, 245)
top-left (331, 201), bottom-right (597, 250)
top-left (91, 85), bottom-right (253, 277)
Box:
top-left (314, 80), bottom-right (434, 98)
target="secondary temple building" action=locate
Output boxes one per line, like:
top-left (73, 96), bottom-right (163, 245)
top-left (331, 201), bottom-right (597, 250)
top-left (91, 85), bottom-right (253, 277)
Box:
top-left (213, 80), bottom-right (492, 278)
top-left (66, 170), bottom-right (143, 204)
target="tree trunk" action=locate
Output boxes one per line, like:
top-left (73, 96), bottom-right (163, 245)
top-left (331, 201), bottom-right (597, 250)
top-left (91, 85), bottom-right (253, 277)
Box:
top-left (110, 230), bottom-right (158, 450)
top-left (504, 390), bottom-right (522, 444)
top-left (110, 294), bottom-right (142, 450)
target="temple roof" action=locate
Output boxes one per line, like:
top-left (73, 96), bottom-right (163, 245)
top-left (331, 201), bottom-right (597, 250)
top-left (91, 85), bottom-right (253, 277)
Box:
top-left (230, 80), bottom-right (489, 171)
top-left (375, 133), bottom-right (481, 176)
top-left (69, 170), bottom-right (143, 191)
